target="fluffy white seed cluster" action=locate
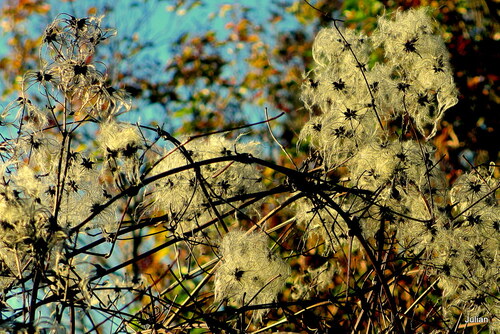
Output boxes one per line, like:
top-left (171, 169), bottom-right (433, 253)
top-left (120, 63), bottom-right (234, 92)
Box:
top-left (0, 132), bottom-right (121, 290)
top-left (214, 230), bottom-right (290, 322)
top-left (2, 132), bottom-right (118, 231)
top-left (0, 181), bottom-right (94, 291)
top-left (0, 180), bottom-right (65, 288)
top-left (298, 9), bottom-right (456, 250)
top-left (301, 8), bottom-right (457, 169)
top-left (0, 16), bottom-right (130, 292)
top-left (295, 140), bottom-right (449, 254)
top-left (352, 140), bottom-right (449, 252)
top-left (372, 8), bottom-right (458, 138)
top-left (298, 7), bottom-right (498, 324)
top-left (430, 166), bottom-right (499, 323)
top-left (148, 136), bottom-right (264, 233)
top-left (23, 14), bottom-right (130, 118)
top-left (98, 121), bottom-right (142, 153)
top-left (97, 120), bottom-right (142, 184)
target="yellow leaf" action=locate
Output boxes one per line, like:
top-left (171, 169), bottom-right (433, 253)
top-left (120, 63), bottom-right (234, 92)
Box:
top-left (87, 6), bottom-right (97, 15)
top-left (247, 34), bottom-right (260, 43)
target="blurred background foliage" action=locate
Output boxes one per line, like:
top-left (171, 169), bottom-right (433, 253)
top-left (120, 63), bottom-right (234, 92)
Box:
top-left (0, 1), bottom-right (497, 330)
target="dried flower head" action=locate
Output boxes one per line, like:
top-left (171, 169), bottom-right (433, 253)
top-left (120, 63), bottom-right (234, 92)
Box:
top-left (214, 230), bottom-right (289, 322)
top-left (148, 136), bottom-right (264, 233)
